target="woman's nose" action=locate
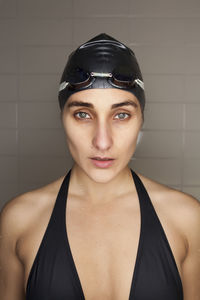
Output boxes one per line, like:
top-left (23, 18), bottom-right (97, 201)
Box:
top-left (92, 122), bottom-right (113, 151)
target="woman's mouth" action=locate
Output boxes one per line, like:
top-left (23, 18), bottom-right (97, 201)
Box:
top-left (90, 158), bottom-right (115, 168)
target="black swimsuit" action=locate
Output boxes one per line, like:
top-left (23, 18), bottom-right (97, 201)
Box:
top-left (26, 168), bottom-right (183, 299)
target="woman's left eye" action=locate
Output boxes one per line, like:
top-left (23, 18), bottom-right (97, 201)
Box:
top-left (115, 112), bottom-right (130, 120)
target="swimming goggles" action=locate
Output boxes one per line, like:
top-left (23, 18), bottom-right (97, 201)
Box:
top-left (59, 71), bottom-right (144, 92)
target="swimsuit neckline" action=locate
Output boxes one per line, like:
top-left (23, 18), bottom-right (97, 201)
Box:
top-left (62, 168), bottom-right (144, 299)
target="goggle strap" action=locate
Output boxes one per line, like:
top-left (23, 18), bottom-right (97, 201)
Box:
top-left (134, 79), bottom-right (144, 90)
top-left (59, 81), bottom-right (69, 92)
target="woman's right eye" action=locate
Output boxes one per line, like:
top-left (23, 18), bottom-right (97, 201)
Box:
top-left (74, 111), bottom-right (90, 119)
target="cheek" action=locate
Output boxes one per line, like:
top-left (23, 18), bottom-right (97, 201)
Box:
top-left (63, 121), bottom-right (90, 153)
top-left (116, 125), bottom-right (139, 145)
top-left (115, 127), bottom-right (140, 159)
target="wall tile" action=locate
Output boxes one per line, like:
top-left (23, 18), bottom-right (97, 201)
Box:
top-left (0, 20), bottom-right (18, 45)
top-left (19, 19), bottom-right (73, 45)
top-left (19, 128), bottom-right (68, 156)
top-left (0, 129), bottom-right (17, 154)
top-left (143, 102), bottom-right (183, 130)
top-left (0, 0), bottom-right (17, 18)
top-left (19, 46), bottom-right (73, 74)
top-left (135, 131), bottom-right (182, 158)
top-left (73, 18), bottom-right (130, 45)
top-left (185, 75), bottom-right (200, 101)
top-left (129, 18), bottom-right (186, 44)
top-left (129, 157), bottom-right (181, 185)
top-left (135, 45), bottom-right (200, 75)
top-left (0, 46), bottom-right (17, 73)
top-left (19, 181), bottom-right (50, 195)
top-left (185, 104), bottom-right (200, 130)
top-left (0, 156), bottom-right (18, 183)
top-left (184, 132), bottom-right (200, 158)
top-left (74, 0), bottom-right (130, 16)
top-left (184, 45), bottom-right (200, 74)
top-left (19, 74), bottom-right (59, 101)
top-left (133, 45), bottom-right (186, 74)
top-left (129, 0), bottom-right (200, 17)
top-left (0, 75), bottom-right (18, 101)
top-left (143, 74), bottom-right (185, 102)
top-left (183, 159), bottom-right (200, 185)
top-left (19, 156), bottom-right (73, 183)
top-left (186, 19), bottom-right (200, 45)
top-left (0, 102), bottom-right (17, 128)
top-left (18, 102), bottom-right (61, 129)
top-left (18, 0), bottom-right (73, 18)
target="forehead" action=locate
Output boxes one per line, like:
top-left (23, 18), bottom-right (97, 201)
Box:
top-left (67, 88), bottom-right (140, 108)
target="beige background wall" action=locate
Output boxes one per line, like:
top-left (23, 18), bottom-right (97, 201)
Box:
top-left (0, 0), bottom-right (200, 210)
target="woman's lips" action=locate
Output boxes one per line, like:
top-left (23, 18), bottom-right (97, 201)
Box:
top-left (90, 158), bottom-right (115, 168)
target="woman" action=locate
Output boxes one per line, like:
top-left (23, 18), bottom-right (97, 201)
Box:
top-left (0, 33), bottom-right (199, 300)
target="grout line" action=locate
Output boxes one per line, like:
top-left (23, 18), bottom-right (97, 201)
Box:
top-left (4, 15), bottom-right (200, 20)
top-left (71, 0), bottom-right (75, 45)
top-left (180, 103), bottom-right (186, 191)
top-left (16, 0), bottom-right (20, 195)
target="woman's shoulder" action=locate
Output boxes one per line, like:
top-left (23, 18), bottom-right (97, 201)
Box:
top-left (0, 175), bottom-right (65, 241)
top-left (137, 171), bottom-right (200, 245)
top-left (138, 171), bottom-right (199, 205)
top-left (137, 171), bottom-right (199, 218)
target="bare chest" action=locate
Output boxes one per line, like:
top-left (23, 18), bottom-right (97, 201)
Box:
top-left (17, 195), bottom-right (185, 300)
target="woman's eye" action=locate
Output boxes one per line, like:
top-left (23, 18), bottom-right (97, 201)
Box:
top-left (115, 112), bottom-right (130, 120)
top-left (74, 111), bottom-right (130, 120)
top-left (74, 112), bottom-right (90, 119)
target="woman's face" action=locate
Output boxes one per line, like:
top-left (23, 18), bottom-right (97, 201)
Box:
top-left (61, 88), bottom-right (143, 182)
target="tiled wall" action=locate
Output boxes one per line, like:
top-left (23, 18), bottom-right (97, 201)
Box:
top-left (0, 0), bottom-right (200, 210)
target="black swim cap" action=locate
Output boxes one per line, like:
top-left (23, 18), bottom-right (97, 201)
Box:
top-left (58, 33), bottom-right (145, 114)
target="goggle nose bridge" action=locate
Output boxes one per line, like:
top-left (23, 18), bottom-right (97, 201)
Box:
top-left (90, 71), bottom-right (112, 78)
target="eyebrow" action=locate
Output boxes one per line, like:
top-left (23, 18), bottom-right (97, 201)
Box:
top-left (67, 100), bottom-right (138, 109)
